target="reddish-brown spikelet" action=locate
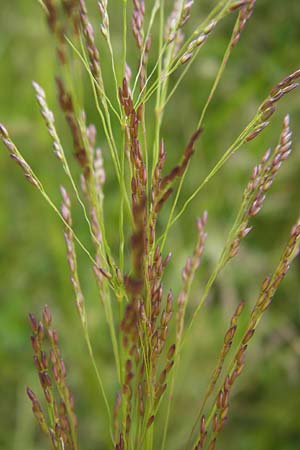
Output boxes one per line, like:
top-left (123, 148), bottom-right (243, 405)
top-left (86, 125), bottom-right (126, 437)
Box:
top-left (55, 77), bottom-right (90, 175)
top-left (79, 0), bottom-right (105, 97)
top-left (43, 0), bottom-right (58, 33)
top-left (154, 188), bottom-right (173, 213)
top-left (132, 0), bottom-right (145, 50)
top-left (148, 140), bottom-right (167, 245)
top-left (116, 433), bottom-right (125, 450)
top-left (231, 0), bottom-right (256, 48)
top-left (98, 0), bottom-right (109, 38)
top-left (161, 128), bottom-right (203, 190)
top-left (207, 438), bottom-right (217, 450)
top-left (209, 301), bottom-right (244, 391)
top-left (40, 0), bottom-right (76, 64)
top-left (228, 115), bottom-right (293, 261)
top-left (166, 0), bottom-right (194, 46)
top-left (139, 35), bottom-right (152, 91)
top-left (60, 186), bottom-right (87, 323)
top-left (229, 1), bottom-right (250, 11)
top-left (0, 124), bottom-right (40, 188)
top-left (244, 69), bottom-right (299, 142)
top-left (146, 415), bottom-right (155, 428)
top-left (180, 19), bottom-right (217, 64)
top-left (245, 120), bottom-right (270, 142)
top-left (251, 220), bottom-right (300, 316)
top-left (62, 0), bottom-right (81, 32)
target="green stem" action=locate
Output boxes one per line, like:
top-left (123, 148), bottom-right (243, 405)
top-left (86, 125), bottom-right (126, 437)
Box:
top-left (83, 325), bottom-right (114, 444)
top-left (122, 0), bottom-right (127, 78)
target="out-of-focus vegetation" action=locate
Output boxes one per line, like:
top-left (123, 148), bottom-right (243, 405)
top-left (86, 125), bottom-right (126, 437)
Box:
top-left (0, 1), bottom-right (300, 449)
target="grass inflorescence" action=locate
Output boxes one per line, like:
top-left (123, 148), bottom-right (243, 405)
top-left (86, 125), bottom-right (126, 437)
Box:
top-left (1, 1), bottom-right (300, 449)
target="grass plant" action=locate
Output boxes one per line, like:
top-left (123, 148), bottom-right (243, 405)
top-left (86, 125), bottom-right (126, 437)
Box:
top-left (1, 1), bottom-right (300, 449)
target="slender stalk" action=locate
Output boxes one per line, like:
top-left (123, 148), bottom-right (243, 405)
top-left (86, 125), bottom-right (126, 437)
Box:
top-left (122, 0), bottom-right (127, 78)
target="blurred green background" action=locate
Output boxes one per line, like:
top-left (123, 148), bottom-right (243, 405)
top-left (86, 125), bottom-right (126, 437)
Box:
top-left (0, 1), bottom-right (300, 449)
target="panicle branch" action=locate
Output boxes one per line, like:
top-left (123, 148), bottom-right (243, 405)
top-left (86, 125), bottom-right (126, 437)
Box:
top-left (119, 77), bottom-right (147, 286)
top-left (165, 0), bottom-right (194, 45)
top-left (55, 77), bottom-right (90, 174)
top-left (0, 124), bottom-right (41, 189)
top-left (228, 114), bottom-right (293, 260)
top-left (193, 218), bottom-right (300, 449)
top-left (230, 0), bottom-right (256, 48)
top-left (246, 69), bottom-right (300, 142)
top-left (177, 212), bottom-right (208, 341)
top-left (79, 0), bottom-right (105, 97)
top-left (132, 0), bottom-right (145, 50)
top-left (27, 305), bottom-right (78, 450)
top-left (60, 186), bottom-right (87, 324)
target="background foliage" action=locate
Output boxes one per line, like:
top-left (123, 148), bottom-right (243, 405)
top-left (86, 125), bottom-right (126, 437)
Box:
top-left (1, 1), bottom-right (300, 449)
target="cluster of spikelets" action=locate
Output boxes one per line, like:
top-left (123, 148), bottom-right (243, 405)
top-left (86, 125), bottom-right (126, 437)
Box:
top-left (27, 306), bottom-right (78, 450)
top-left (1, 0), bottom-right (300, 449)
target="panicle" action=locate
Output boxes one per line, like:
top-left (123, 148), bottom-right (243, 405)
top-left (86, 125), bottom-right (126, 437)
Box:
top-left (227, 115), bottom-right (293, 261)
top-left (177, 212), bottom-right (208, 340)
top-left (132, 0), bottom-right (145, 49)
top-left (180, 20), bottom-right (216, 64)
top-left (245, 69), bottom-right (299, 142)
top-left (27, 305), bottom-right (77, 449)
top-left (0, 124), bottom-right (40, 188)
top-left (79, 0), bottom-right (105, 96)
top-left (231, 0), bottom-right (256, 48)
top-left (98, 0), bottom-right (109, 39)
